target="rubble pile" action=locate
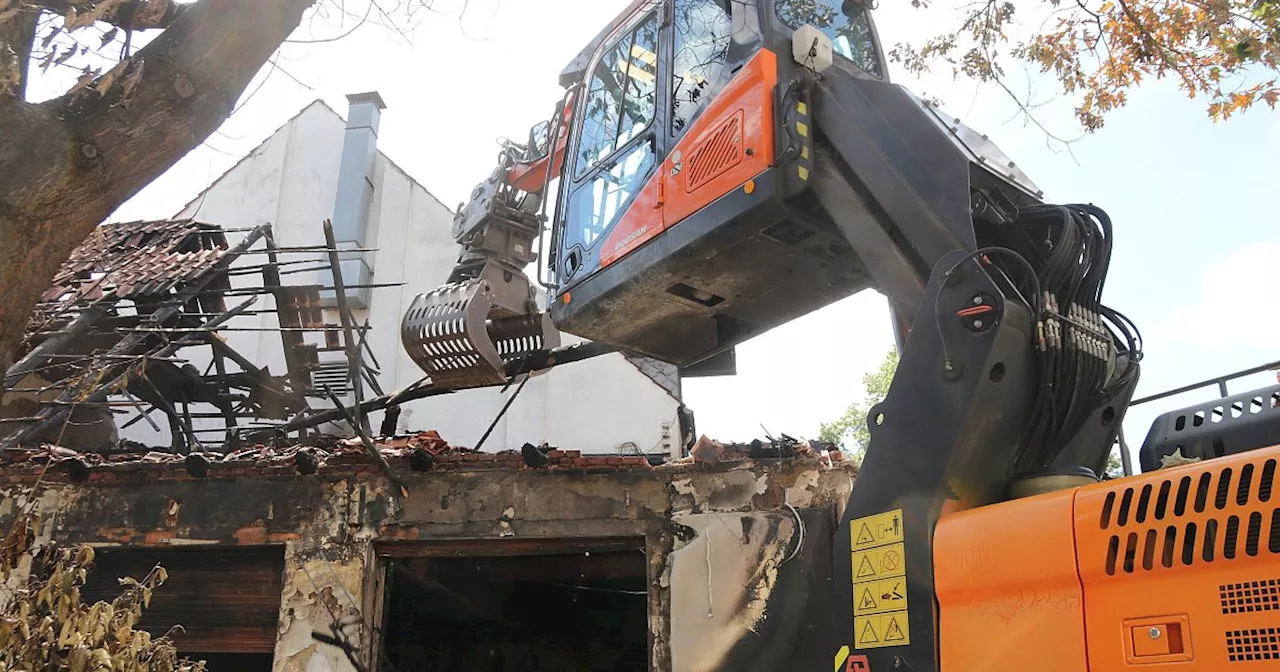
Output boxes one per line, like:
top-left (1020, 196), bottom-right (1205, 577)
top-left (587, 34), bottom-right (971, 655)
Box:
top-left (687, 434), bottom-right (844, 466)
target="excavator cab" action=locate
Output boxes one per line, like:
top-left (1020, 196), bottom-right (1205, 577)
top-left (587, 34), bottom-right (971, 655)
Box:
top-left (548, 0), bottom-right (888, 366)
top-left (543, 0), bottom-right (1042, 369)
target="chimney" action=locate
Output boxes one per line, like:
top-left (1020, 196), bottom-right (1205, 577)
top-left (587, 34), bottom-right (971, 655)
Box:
top-left (323, 91), bottom-right (386, 309)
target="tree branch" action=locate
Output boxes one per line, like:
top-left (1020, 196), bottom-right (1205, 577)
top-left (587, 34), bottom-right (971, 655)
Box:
top-left (29, 0), bottom-right (189, 30)
top-left (0, 0), bottom-right (315, 369)
top-left (0, 4), bottom-right (38, 102)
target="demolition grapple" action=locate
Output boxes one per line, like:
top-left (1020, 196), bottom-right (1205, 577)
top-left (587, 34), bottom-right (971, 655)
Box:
top-left (401, 136), bottom-right (561, 388)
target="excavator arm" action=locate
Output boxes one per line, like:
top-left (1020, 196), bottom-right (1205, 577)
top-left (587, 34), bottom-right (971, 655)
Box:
top-left (400, 93), bottom-right (574, 388)
top-left (399, 3), bottom-right (1278, 671)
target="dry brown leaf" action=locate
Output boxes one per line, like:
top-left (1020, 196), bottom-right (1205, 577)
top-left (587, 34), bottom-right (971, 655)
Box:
top-left (65, 0), bottom-right (128, 31)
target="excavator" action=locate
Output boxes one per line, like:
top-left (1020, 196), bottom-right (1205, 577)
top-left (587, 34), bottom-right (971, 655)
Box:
top-left (399, 0), bottom-right (1280, 669)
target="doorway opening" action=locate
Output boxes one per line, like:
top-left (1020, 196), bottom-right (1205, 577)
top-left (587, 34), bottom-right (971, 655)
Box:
top-left (378, 539), bottom-right (649, 671)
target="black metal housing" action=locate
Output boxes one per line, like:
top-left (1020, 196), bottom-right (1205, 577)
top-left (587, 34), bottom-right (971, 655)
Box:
top-left (834, 251), bottom-right (1037, 671)
top-left (1139, 384), bottom-right (1280, 472)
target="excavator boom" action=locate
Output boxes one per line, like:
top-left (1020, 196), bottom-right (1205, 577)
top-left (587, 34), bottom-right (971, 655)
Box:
top-left (399, 2), bottom-right (1280, 670)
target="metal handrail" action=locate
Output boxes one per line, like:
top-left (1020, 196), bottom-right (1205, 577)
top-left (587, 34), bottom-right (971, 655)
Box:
top-left (1130, 359), bottom-right (1280, 406)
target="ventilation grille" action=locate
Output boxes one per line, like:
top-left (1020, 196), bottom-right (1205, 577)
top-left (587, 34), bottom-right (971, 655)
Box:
top-left (1227, 628), bottom-right (1280, 662)
top-left (685, 111), bottom-right (744, 192)
top-left (1101, 459), bottom-right (1280, 575)
top-left (310, 361), bottom-right (351, 396)
top-left (1173, 392), bottom-right (1280, 432)
top-left (1222, 580), bottom-right (1280, 615)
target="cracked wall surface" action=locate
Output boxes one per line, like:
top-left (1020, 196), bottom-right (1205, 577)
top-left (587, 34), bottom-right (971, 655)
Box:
top-left (0, 456), bottom-right (855, 671)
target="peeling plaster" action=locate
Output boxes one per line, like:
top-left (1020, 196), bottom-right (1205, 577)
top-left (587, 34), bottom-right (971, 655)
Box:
top-left (1, 460), bottom-right (855, 671)
top-left (671, 467), bottom-right (769, 513)
top-left (786, 469), bottom-right (821, 508)
top-left (668, 512), bottom-right (795, 672)
top-left (274, 540), bottom-right (371, 672)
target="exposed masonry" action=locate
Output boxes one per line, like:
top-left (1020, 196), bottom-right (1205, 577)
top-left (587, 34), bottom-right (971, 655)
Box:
top-left (0, 450), bottom-right (855, 672)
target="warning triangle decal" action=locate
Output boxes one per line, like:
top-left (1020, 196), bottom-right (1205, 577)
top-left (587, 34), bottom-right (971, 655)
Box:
top-left (885, 616), bottom-right (906, 642)
top-left (858, 588), bottom-right (878, 611)
top-left (856, 523), bottom-right (875, 545)
top-left (859, 620), bottom-right (879, 645)
top-left (856, 556), bottom-right (876, 578)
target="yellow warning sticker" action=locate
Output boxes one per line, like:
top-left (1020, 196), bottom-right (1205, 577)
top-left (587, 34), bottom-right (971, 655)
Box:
top-left (854, 611), bottom-right (911, 649)
top-left (850, 542), bottom-right (905, 582)
top-left (853, 576), bottom-right (908, 616)
top-left (850, 509), bottom-right (904, 551)
top-left (850, 509), bottom-right (909, 650)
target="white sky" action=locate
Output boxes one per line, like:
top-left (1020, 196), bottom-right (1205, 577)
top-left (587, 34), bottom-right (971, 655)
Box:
top-left (29, 0), bottom-right (1280, 460)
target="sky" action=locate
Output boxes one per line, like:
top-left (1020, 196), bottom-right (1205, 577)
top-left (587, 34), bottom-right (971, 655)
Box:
top-left (26, 0), bottom-right (1279, 465)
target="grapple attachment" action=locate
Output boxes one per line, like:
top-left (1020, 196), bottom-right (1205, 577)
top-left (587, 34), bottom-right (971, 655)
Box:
top-left (401, 262), bottom-right (560, 389)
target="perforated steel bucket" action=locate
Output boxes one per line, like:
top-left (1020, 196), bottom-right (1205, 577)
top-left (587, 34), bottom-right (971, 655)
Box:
top-left (401, 278), bottom-right (560, 389)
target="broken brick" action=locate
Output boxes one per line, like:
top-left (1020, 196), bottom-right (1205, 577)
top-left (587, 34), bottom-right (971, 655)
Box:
top-left (691, 435), bottom-right (725, 464)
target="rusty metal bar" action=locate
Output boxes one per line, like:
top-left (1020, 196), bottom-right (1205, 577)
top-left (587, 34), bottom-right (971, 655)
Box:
top-left (250, 340), bottom-right (617, 439)
top-left (323, 385), bottom-right (406, 498)
top-left (322, 219), bottom-right (366, 432)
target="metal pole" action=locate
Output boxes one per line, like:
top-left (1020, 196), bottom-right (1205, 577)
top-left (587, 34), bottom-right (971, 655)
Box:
top-left (1117, 428), bottom-right (1134, 477)
top-left (322, 219), bottom-right (367, 432)
top-left (475, 376), bottom-right (530, 451)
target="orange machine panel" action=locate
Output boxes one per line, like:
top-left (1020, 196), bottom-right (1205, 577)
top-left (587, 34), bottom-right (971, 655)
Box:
top-left (662, 48), bottom-right (776, 228)
top-left (598, 49), bottom-right (778, 269)
top-left (935, 487), bottom-right (1089, 672)
top-left (1074, 447), bottom-right (1280, 669)
top-left (598, 167), bottom-right (664, 268)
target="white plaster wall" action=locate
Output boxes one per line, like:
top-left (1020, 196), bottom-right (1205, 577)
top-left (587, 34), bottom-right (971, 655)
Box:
top-left (119, 100), bottom-right (679, 454)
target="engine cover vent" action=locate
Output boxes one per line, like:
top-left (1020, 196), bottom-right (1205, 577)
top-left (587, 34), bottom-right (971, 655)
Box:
top-left (1100, 458), bottom-right (1280, 575)
top-left (1222, 579), bottom-right (1280, 615)
top-left (1227, 628), bottom-right (1280, 662)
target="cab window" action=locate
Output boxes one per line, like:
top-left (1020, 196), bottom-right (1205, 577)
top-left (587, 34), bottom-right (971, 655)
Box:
top-left (775, 0), bottom-right (882, 78)
top-left (574, 13), bottom-right (660, 179)
top-left (670, 0), bottom-right (733, 135)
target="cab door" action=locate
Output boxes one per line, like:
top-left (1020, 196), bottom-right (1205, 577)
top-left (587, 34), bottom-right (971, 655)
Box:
top-left (556, 7), bottom-right (666, 291)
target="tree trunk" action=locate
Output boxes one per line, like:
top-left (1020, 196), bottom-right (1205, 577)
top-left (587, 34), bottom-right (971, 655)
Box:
top-left (0, 0), bottom-right (315, 371)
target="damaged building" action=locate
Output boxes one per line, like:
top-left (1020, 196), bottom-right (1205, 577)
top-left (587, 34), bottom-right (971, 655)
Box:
top-left (0, 90), bottom-right (858, 671)
top-left (0, 92), bottom-right (687, 457)
top-left (1, 438), bottom-right (854, 671)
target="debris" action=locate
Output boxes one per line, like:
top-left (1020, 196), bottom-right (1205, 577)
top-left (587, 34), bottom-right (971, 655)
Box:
top-left (691, 435), bottom-right (725, 464)
top-left (408, 449), bottom-right (435, 472)
top-left (521, 442), bottom-right (550, 468)
top-left (294, 450), bottom-right (319, 475)
top-left (183, 453), bottom-right (210, 478)
top-left (2, 219), bottom-right (379, 452)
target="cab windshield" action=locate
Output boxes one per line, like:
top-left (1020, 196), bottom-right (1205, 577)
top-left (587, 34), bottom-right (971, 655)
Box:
top-left (775, 0), bottom-right (882, 78)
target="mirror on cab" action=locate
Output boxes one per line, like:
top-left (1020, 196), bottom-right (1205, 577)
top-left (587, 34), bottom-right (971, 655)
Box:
top-left (524, 120), bottom-right (551, 163)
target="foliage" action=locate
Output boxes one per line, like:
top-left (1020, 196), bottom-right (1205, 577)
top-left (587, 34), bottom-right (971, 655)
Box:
top-left (819, 349), bottom-right (898, 462)
top-left (892, 0), bottom-right (1280, 130)
top-left (1, 497), bottom-right (202, 672)
top-left (1104, 449), bottom-right (1124, 478)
